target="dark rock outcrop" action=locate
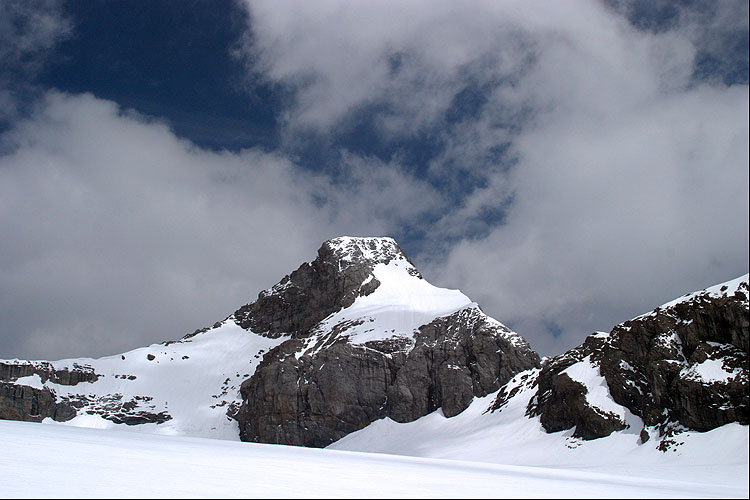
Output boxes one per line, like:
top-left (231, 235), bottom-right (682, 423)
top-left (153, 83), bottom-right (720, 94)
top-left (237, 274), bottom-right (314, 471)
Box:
top-left (386, 308), bottom-right (539, 420)
top-left (0, 361), bottom-right (100, 385)
top-left (231, 237), bottom-right (538, 447)
top-left (598, 282), bottom-right (749, 431)
top-left (59, 393), bottom-right (172, 426)
top-left (0, 360), bottom-right (173, 425)
top-left (235, 251), bottom-right (541, 448)
top-left (0, 361), bottom-right (101, 423)
top-left (522, 278), bottom-right (749, 441)
top-left (0, 383), bottom-right (76, 422)
top-left (525, 335), bottom-right (628, 440)
top-left (232, 237), bottom-right (410, 338)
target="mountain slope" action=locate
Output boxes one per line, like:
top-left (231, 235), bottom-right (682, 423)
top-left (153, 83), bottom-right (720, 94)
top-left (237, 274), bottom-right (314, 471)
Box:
top-left (525, 273), bottom-right (748, 445)
top-left (0, 236), bottom-right (540, 445)
top-left (1, 238), bottom-right (745, 455)
top-left (228, 236), bottom-right (540, 446)
top-left (331, 274), bottom-right (749, 463)
top-left (0, 320), bottom-right (284, 439)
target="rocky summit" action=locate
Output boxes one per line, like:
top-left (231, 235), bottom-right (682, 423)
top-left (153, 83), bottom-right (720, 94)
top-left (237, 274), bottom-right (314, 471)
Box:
top-left (0, 237), bottom-right (747, 451)
top-left (492, 275), bottom-right (749, 448)
top-left (231, 237), bottom-right (540, 446)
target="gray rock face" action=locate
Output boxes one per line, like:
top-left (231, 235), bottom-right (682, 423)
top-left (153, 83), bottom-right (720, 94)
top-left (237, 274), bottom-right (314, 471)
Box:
top-left (0, 383), bottom-right (76, 422)
top-left (523, 278), bottom-right (749, 441)
top-left (525, 335), bottom-right (628, 440)
top-left (232, 237), bottom-right (540, 447)
top-left (598, 283), bottom-right (748, 432)
top-left (0, 357), bottom-right (176, 426)
top-left (387, 307), bottom-right (539, 420)
top-left (236, 306), bottom-right (540, 447)
top-left (0, 361), bottom-right (101, 385)
top-left (0, 361), bottom-right (99, 423)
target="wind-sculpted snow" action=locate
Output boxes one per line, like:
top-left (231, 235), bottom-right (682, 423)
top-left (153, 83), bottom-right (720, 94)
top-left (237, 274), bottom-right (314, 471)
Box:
top-left (301, 260), bottom-right (473, 354)
top-left (635, 274), bottom-right (749, 322)
top-left (328, 383), bottom-right (748, 498)
top-left (232, 236), bottom-right (418, 338)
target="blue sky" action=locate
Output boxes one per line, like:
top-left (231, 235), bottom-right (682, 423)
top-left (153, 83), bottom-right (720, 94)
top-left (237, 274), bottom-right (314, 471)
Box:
top-left (1, 0), bottom-right (748, 359)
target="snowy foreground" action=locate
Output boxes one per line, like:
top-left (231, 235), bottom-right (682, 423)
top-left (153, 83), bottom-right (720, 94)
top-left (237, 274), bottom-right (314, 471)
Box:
top-left (1, 419), bottom-right (747, 499)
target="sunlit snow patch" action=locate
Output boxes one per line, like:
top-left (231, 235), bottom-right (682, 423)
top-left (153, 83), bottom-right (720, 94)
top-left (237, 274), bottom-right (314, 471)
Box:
top-left (303, 260), bottom-right (473, 354)
top-left (561, 356), bottom-right (643, 433)
top-left (680, 358), bottom-right (742, 384)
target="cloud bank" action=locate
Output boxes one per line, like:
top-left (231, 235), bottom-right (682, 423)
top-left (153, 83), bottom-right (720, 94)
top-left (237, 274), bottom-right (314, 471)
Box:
top-left (0, 92), bottom-right (434, 358)
top-left (241, 0), bottom-right (749, 354)
top-left (1, 0), bottom-right (747, 359)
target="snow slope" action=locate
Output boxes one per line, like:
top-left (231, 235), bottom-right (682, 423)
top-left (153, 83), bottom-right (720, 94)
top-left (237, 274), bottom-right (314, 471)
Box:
top-left (1, 419), bottom-right (745, 499)
top-left (329, 375), bottom-right (749, 497)
top-left (2, 321), bottom-right (285, 439)
top-left (315, 260), bottom-right (473, 346)
top-left (634, 273), bottom-right (749, 320)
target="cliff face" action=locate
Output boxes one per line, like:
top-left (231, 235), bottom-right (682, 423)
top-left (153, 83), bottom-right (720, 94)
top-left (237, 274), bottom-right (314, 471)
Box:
top-left (232, 237), bottom-right (540, 447)
top-left (237, 305), bottom-right (539, 447)
top-left (0, 361), bottom-right (98, 422)
top-left (232, 238), bottom-right (402, 337)
top-left (519, 275), bottom-right (749, 444)
top-left (0, 384), bottom-right (76, 423)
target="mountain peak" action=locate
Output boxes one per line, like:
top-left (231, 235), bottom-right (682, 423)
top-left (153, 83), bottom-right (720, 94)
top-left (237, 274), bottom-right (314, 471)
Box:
top-left (233, 236), bottom-right (420, 338)
top-left (318, 236), bottom-right (412, 270)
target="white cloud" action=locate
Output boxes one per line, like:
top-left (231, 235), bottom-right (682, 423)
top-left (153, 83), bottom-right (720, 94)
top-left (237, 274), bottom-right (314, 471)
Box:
top-left (437, 84), bottom-right (748, 354)
top-left (321, 152), bottom-right (444, 232)
top-left (0, 92), bottom-right (433, 359)
top-left (239, 0), bottom-right (749, 355)
top-left (2, 0), bottom-right (746, 360)
top-left (431, 18), bottom-right (749, 354)
top-left (241, 0), bottom-right (542, 134)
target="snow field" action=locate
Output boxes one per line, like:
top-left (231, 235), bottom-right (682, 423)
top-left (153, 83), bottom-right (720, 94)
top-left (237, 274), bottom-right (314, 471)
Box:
top-left (1, 419), bottom-right (746, 499)
top-left (330, 380), bottom-right (749, 498)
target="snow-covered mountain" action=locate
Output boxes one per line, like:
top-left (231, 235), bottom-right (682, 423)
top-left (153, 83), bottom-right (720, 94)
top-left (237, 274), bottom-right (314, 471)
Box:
top-left (0, 236), bottom-right (747, 469)
top-left (0, 236), bottom-right (539, 444)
